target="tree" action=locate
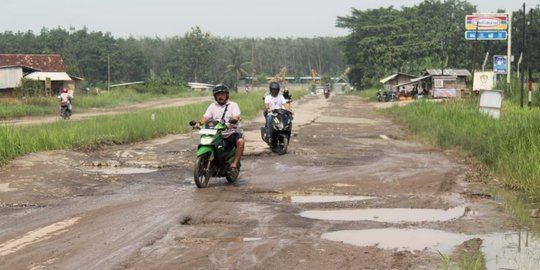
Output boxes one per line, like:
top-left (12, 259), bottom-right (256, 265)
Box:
top-left (180, 26), bottom-right (217, 83)
top-left (223, 44), bottom-right (253, 91)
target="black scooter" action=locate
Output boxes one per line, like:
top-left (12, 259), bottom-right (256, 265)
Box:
top-left (260, 109), bottom-right (293, 155)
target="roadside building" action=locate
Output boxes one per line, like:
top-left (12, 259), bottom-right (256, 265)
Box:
top-left (0, 65), bottom-right (39, 96)
top-left (379, 72), bottom-right (418, 92)
top-left (0, 54), bottom-right (83, 97)
top-left (422, 69), bottom-right (472, 98)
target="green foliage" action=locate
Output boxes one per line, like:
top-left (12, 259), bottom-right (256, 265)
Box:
top-left (14, 78), bottom-right (48, 98)
top-left (223, 44), bottom-right (253, 89)
top-left (335, 0), bottom-right (540, 88)
top-left (0, 28), bottom-right (347, 87)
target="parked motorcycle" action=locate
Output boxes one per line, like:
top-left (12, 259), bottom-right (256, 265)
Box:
top-left (189, 119), bottom-right (240, 188)
top-left (260, 109), bottom-right (293, 155)
top-left (60, 102), bottom-right (71, 120)
top-left (376, 89), bottom-right (384, 102)
top-left (382, 91), bottom-right (398, 102)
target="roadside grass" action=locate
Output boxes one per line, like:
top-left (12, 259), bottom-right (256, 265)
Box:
top-left (0, 87), bottom-right (209, 119)
top-left (0, 90), bottom-right (266, 165)
top-left (384, 98), bottom-right (540, 194)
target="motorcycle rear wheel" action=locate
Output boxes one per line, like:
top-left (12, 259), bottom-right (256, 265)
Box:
top-left (194, 153), bottom-right (212, 188)
top-left (61, 108), bottom-right (70, 120)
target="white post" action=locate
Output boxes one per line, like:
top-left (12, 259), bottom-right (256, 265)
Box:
top-left (107, 54), bottom-right (111, 93)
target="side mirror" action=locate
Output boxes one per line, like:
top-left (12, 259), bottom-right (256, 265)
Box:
top-left (189, 120), bottom-right (197, 126)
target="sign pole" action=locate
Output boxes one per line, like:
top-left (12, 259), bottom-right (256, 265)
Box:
top-left (507, 13), bottom-right (512, 85)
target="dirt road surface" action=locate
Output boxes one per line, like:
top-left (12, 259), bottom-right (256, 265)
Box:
top-left (0, 93), bottom-right (528, 270)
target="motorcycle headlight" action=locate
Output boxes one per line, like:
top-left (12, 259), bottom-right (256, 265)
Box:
top-left (200, 136), bottom-right (214, 145)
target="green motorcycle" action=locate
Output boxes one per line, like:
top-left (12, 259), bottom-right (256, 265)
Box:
top-left (189, 120), bottom-right (240, 188)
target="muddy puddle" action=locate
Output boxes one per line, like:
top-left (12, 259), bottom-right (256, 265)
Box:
top-left (300, 205), bottom-right (466, 222)
top-left (83, 167), bottom-right (158, 175)
top-left (322, 229), bottom-right (540, 270)
top-left (290, 195), bottom-right (376, 203)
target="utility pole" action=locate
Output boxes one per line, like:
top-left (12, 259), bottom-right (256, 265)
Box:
top-left (527, 8), bottom-right (533, 108)
top-left (507, 12), bottom-right (512, 84)
top-left (107, 54), bottom-right (111, 93)
top-left (520, 3), bottom-right (526, 108)
top-left (472, 22), bottom-right (478, 89)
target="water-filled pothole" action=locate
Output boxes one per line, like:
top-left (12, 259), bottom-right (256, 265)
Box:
top-left (84, 167), bottom-right (158, 175)
top-left (300, 205), bottom-right (466, 222)
top-left (323, 228), bottom-right (470, 253)
top-left (322, 229), bottom-right (540, 270)
top-left (290, 195), bottom-right (376, 203)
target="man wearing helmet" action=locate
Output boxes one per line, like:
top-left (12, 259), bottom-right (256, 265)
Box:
top-left (195, 84), bottom-right (244, 172)
top-left (263, 81), bottom-right (287, 142)
top-left (58, 87), bottom-right (73, 112)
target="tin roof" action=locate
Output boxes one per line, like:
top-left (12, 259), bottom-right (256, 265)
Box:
top-left (424, 69), bottom-right (471, 76)
top-left (0, 54), bottom-right (66, 72)
top-left (25, 72), bottom-right (72, 81)
top-left (379, 72), bottom-right (417, 84)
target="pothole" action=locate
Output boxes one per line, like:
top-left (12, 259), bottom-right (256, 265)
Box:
top-left (322, 228), bottom-right (472, 253)
top-left (0, 183), bottom-right (17, 192)
top-left (84, 167), bottom-right (158, 175)
top-left (300, 205), bottom-right (466, 222)
top-left (290, 195), bottom-right (376, 203)
top-left (322, 229), bottom-right (540, 270)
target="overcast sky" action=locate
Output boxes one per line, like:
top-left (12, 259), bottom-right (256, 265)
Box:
top-left (2, 0), bottom-right (538, 38)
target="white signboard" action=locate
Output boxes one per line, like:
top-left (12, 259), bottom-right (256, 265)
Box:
top-left (479, 89), bottom-right (503, 119)
top-left (473, 71), bottom-right (495, 91)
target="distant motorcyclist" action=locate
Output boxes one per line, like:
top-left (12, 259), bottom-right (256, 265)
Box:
top-left (323, 84), bottom-right (330, 98)
top-left (195, 84), bottom-right (244, 173)
top-left (58, 87), bottom-right (73, 112)
top-left (264, 81), bottom-right (287, 142)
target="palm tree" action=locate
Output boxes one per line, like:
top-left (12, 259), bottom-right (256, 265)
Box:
top-left (223, 44), bottom-right (253, 92)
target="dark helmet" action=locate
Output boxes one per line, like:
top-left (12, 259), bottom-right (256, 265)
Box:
top-left (62, 88), bottom-right (68, 93)
top-left (269, 81), bottom-right (280, 92)
top-left (213, 84), bottom-right (229, 95)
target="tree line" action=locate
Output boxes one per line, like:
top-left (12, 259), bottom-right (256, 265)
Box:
top-left (0, 0), bottom-right (537, 89)
top-left (0, 26), bottom-right (346, 89)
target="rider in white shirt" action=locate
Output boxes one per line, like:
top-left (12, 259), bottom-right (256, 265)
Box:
top-left (264, 81), bottom-right (287, 141)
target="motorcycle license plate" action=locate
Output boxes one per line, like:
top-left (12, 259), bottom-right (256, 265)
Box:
top-left (199, 129), bottom-right (217, 135)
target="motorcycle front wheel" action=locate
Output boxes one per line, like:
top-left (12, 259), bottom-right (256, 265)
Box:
top-left (225, 162), bottom-right (240, 183)
top-left (194, 153), bottom-right (212, 188)
top-left (276, 135), bottom-right (289, 155)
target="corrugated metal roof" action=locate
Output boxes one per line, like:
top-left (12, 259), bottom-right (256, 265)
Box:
top-left (380, 74), bottom-right (398, 83)
top-left (424, 69), bottom-right (471, 76)
top-left (25, 72), bottom-right (72, 81)
top-left (0, 54), bottom-right (66, 72)
top-left (380, 72), bottom-right (417, 84)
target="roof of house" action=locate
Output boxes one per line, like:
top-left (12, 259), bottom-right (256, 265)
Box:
top-left (380, 72), bottom-right (417, 84)
top-left (424, 69), bottom-right (471, 76)
top-left (25, 72), bottom-right (72, 81)
top-left (0, 54), bottom-right (66, 72)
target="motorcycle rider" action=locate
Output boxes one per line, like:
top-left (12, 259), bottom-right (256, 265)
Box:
top-left (195, 84), bottom-right (244, 173)
top-left (264, 81), bottom-right (287, 142)
top-left (58, 87), bottom-right (73, 112)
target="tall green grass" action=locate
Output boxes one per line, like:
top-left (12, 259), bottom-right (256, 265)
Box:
top-left (0, 87), bottom-right (211, 119)
top-left (386, 99), bottom-right (540, 194)
top-left (0, 90), bottom-right (266, 165)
